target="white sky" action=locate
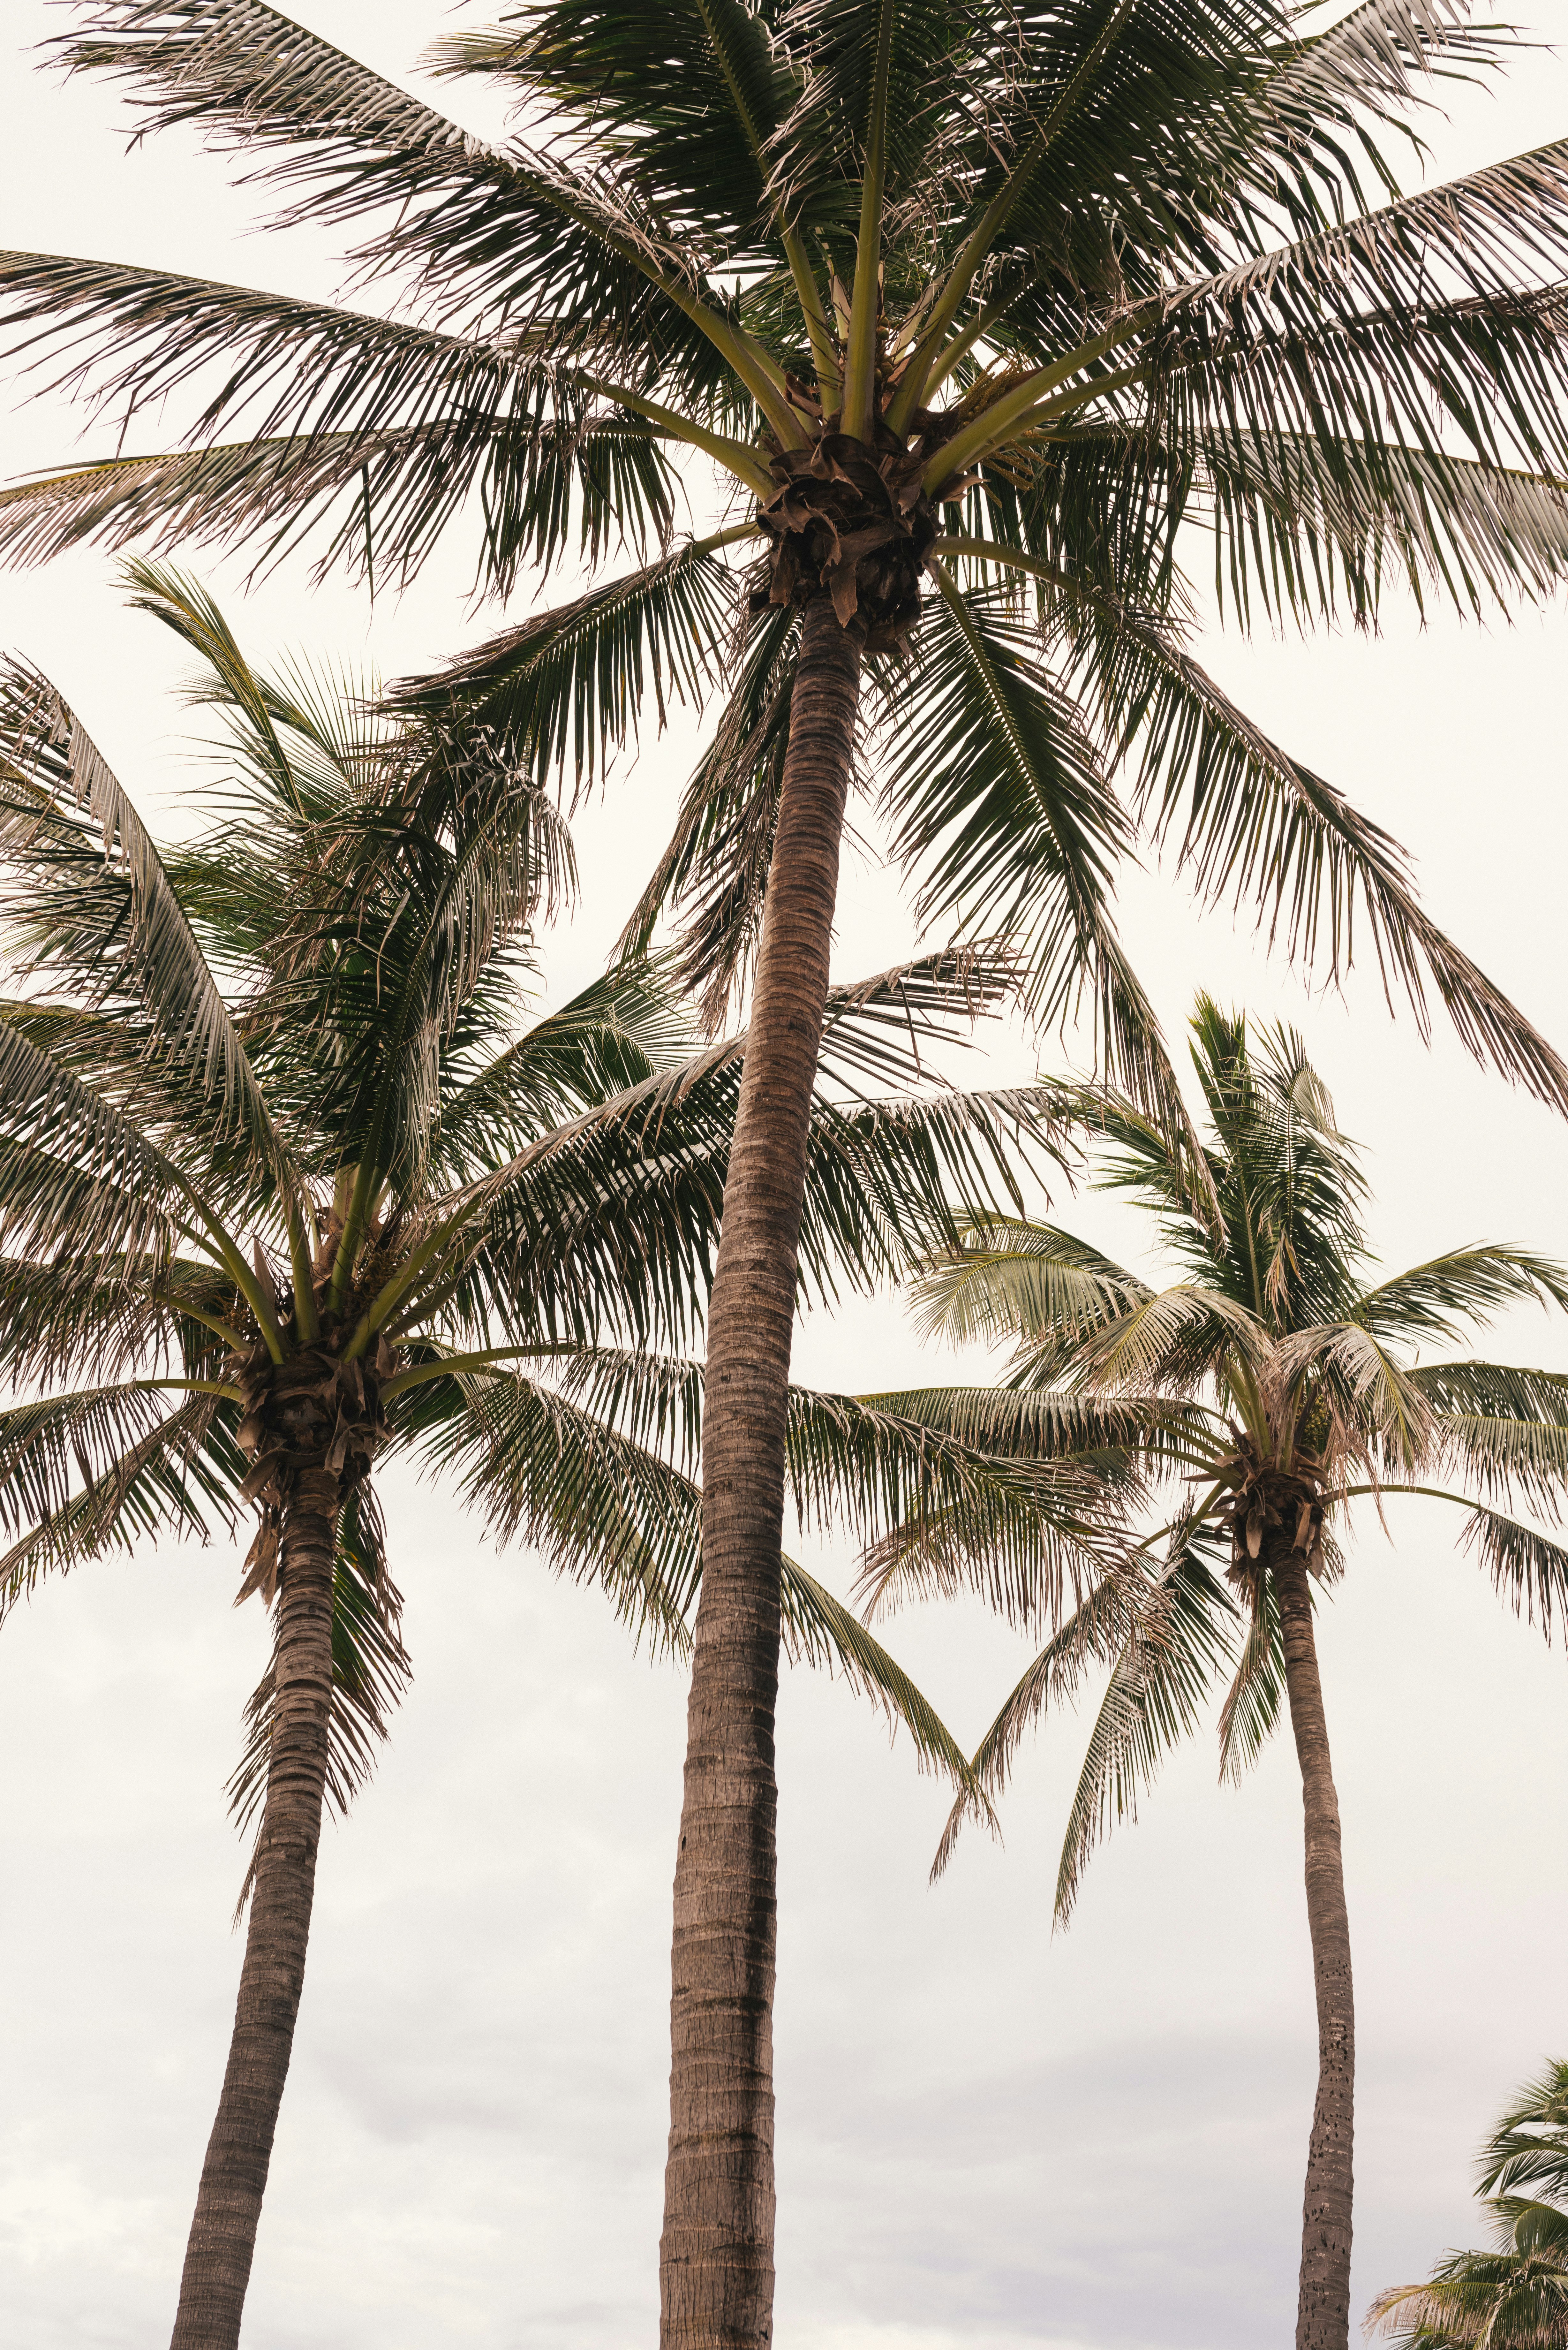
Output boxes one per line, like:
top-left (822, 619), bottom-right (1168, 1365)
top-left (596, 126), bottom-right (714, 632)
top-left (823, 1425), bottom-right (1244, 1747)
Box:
top-left (3, 5), bottom-right (1568, 2346)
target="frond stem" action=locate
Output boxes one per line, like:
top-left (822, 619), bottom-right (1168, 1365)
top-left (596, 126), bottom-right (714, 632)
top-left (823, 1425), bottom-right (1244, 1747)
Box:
top-left (843, 0), bottom-right (896, 443)
top-left (923, 331), bottom-right (1145, 495)
top-left (887, 0), bottom-right (1137, 428)
top-left (579, 373), bottom-right (776, 495)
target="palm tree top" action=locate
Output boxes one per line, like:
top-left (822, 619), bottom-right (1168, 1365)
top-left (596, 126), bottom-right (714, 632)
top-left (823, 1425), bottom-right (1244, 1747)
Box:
top-left (1368, 2061), bottom-right (1568, 2347)
top-left (872, 996), bottom-right (1568, 1917)
top-left (2, 0), bottom-right (1568, 1134)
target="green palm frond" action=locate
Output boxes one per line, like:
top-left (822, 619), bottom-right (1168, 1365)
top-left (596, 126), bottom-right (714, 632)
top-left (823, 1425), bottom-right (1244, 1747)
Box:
top-left (387, 541), bottom-right (743, 795)
top-left (0, 662), bottom-right (298, 1200)
top-left (48, 1), bottom-right (727, 380)
top-left (786, 1378), bottom-right (1127, 1579)
top-left (929, 1568), bottom-right (1144, 1880)
top-left (1461, 1507), bottom-right (1568, 1645)
top-left (1415, 1363), bottom-right (1568, 1518)
top-left (1072, 1282), bottom-right (1270, 1395)
top-left (1368, 2202), bottom-right (1568, 2348)
top-left (0, 253), bottom-right (678, 585)
top-left (908, 1216), bottom-right (1152, 1367)
top-left (618, 598), bottom-right (795, 1029)
top-left (1479, 2060), bottom-right (1568, 2202)
top-left (0, 1388), bottom-right (244, 1618)
top-left (432, 960), bottom-right (691, 1180)
top-left (1157, 146), bottom-right (1568, 476)
top-left (1278, 1319), bottom-right (1433, 1465)
top-left (1194, 432), bottom-right (1568, 626)
top-left (428, 0), bottom-right (795, 250)
top-left (1050, 588), bottom-right (1568, 1118)
top-left (1215, 1566), bottom-right (1284, 1782)
top-left (1356, 1249), bottom-right (1568, 1346)
top-left (1053, 1522), bottom-right (1238, 1928)
top-left (779, 1556), bottom-right (997, 1801)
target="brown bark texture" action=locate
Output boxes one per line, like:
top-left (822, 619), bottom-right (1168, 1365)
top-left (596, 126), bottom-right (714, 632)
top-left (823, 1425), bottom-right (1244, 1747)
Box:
top-left (659, 594), bottom-right (861, 2350)
top-left (1274, 1546), bottom-right (1355, 2350)
top-left (169, 1472), bottom-right (340, 2350)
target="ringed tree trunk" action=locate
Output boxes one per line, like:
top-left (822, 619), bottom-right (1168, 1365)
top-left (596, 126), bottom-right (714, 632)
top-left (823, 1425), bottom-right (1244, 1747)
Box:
top-left (170, 1466), bottom-right (341, 2350)
top-left (170, 1339), bottom-right (385, 2350)
top-left (659, 590), bottom-right (861, 2350)
top-left (1273, 1543), bottom-right (1356, 2350)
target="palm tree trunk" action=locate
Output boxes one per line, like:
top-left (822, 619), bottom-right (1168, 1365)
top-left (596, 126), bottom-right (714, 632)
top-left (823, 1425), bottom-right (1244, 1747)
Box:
top-left (660, 593), bottom-right (861, 2350)
top-left (1274, 1547), bottom-right (1355, 2350)
top-left (170, 1473), bottom-right (340, 2350)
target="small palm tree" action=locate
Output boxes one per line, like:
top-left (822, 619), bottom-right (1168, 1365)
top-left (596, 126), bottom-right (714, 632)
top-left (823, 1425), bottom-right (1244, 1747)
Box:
top-left (872, 1000), bottom-right (1568, 2350)
top-left (7, 11), bottom-right (1568, 2336)
top-left (1367, 2061), bottom-right (1568, 2347)
top-left (0, 564), bottom-right (1093, 2349)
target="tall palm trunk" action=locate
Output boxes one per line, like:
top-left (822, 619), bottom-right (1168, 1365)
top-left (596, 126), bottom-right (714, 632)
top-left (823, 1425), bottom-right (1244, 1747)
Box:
top-left (170, 1469), bottom-right (340, 2350)
top-left (660, 594), bottom-right (861, 2350)
top-left (1274, 1546), bottom-right (1355, 2350)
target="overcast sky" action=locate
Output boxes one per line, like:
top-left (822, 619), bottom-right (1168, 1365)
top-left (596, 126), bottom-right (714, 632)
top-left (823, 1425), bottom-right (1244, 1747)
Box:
top-left (4, 6), bottom-right (1568, 2347)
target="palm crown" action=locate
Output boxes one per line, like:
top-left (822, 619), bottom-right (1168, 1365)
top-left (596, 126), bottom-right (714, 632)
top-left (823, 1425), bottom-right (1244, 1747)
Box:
top-left (897, 999), bottom-right (1568, 1903)
top-left (0, 0), bottom-right (1566, 1104)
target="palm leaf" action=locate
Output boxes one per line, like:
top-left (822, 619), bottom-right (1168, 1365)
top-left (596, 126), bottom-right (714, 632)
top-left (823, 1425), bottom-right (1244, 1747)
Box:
top-left (1062, 591), bottom-right (1568, 1117)
top-left (908, 1215), bottom-right (1153, 1370)
top-left (1356, 1247), bottom-right (1568, 1346)
top-left (387, 542), bottom-right (741, 795)
top-left (880, 576), bottom-right (1205, 1176)
top-left (0, 1388), bottom-right (243, 1617)
top-left (779, 1555), bottom-right (997, 1800)
top-left (0, 661), bottom-right (296, 1197)
top-left (929, 1568), bottom-right (1144, 1880)
top-left (1461, 1505), bottom-right (1568, 1644)
top-left (1052, 1522), bottom-right (1238, 1927)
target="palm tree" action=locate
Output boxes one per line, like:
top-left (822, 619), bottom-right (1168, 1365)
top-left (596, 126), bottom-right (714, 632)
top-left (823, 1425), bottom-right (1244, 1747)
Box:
top-left (6, 10), bottom-right (1568, 2339)
top-left (0, 561), bottom-right (1102, 2348)
top-left (1367, 2060), bottom-right (1568, 2346)
top-left (871, 1001), bottom-right (1568, 2350)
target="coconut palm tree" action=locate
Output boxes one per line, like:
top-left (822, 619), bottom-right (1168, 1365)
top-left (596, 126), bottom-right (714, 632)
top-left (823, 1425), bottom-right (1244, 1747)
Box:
top-left (6, 10), bottom-right (1568, 2339)
top-left (868, 1001), bottom-right (1568, 2350)
top-left (1367, 2060), bottom-right (1568, 2346)
top-left (0, 561), bottom-right (1110, 2349)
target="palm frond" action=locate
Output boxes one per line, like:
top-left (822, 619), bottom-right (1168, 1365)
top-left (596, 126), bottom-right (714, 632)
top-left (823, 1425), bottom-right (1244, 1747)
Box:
top-left (50, 2), bottom-right (721, 378)
top-left (1195, 431), bottom-right (1568, 625)
top-left (1215, 1564), bottom-right (1283, 1781)
top-left (1479, 2058), bottom-right (1568, 2202)
top-left (0, 660), bottom-right (296, 1198)
top-left (432, 959), bottom-right (692, 1180)
top-left (907, 1215), bottom-right (1152, 1368)
top-left (387, 543), bottom-right (740, 796)
top-left (1278, 1318), bottom-right (1433, 1466)
top-left (1078, 600), bottom-right (1568, 1117)
top-left (1071, 1282), bottom-right (1270, 1396)
top-left (1461, 1505), bottom-right (1568, 1644)
top-left (428, 0), bottom-right (795, 251)
top-left (929, 1567), bottom-right (1143, 1881)
top-left (1414, 1362), bottom-right (1568, 1517)
top-left (788, 1378), bottom-right (1129, 1600)
top-left (617, 596), bottom-right (795, 1030)
top-left (1356, 1247), bottom-right (1568, 1346)
top-left (0, 1388), bottom-right (243, 1617)
top-left (1053, 1521), bottom-right (1238, 1927)
top-left (780, 1555), bottom-right (998, 1800)
top-left (417, 1363), bottom-right (704, 1649)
